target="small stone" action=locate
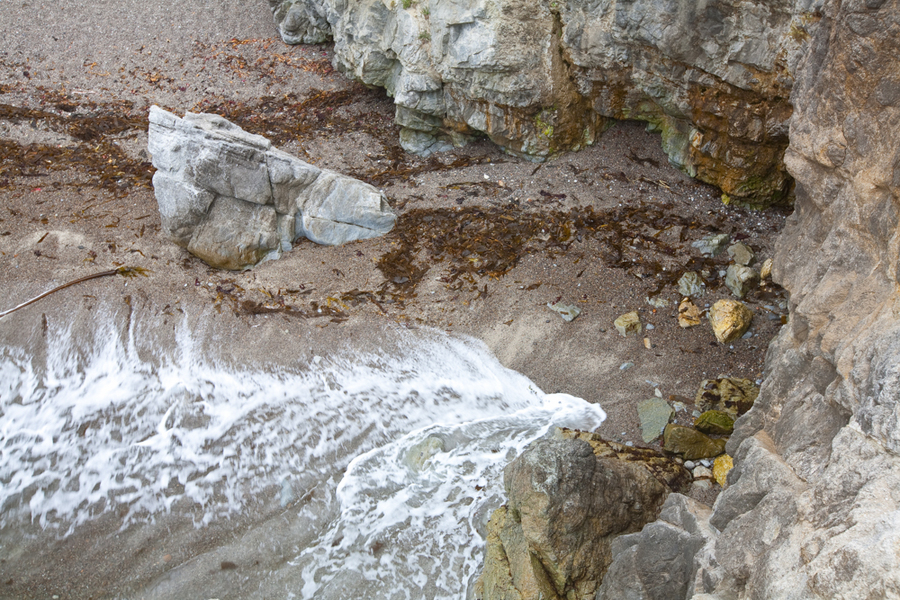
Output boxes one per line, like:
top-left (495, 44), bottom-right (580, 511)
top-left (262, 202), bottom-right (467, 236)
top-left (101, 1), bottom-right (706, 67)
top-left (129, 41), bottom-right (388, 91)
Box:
top-left (637, 397), bottom-right (675, 443)
top-left (691, 233), bottom-right (730, 257)
top-left (727, 242), bottom-right (755, 266)
top-left (713, 454), bottom-right (734, 487)
top-left (645, 324), bottom-right (655, 330)
top-left (695, 377), bottom-right (759, 419)
top-left (694, 410), bottom-right (735, 435)
top-left (663, 424), bottom-right (727, 460)
top-left (725, 264), bottom-right (760, 299)
top-left (683, 460), bottom-right (696, 470)
top-left (646, 296), bottom-right (670, 308)
top-left (671, 401), bottom-right (687, 412)
top-left (620, 361), bottom-right (635, 370)
top-left (643, 337), bottom-right (653, 349)
top-left (692, 479), bottom-right (712, 491)
top-left (692, 465), bottom-right (713, 479)
top-left (547, 301), bottom-right (582, 322)
top-left (677, 271), bottom-right (706, 297)
top-left (614, 311), bottom-right (642, 337)
top-left (678, 298), bottom-right (702, 328)
top-left (759, 257), bottom-right (774, 280)
top-left (709, 299), bottom-right (753, 343)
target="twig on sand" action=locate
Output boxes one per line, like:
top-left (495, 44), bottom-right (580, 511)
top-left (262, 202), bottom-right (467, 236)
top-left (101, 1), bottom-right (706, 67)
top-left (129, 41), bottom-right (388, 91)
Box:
top-left (0, 266), bottom-right (150, 319)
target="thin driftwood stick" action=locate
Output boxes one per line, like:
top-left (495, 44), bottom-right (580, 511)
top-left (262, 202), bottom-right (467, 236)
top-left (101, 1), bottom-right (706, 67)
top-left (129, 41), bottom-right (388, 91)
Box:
top-left (0, 267), bottom-right (148, 319)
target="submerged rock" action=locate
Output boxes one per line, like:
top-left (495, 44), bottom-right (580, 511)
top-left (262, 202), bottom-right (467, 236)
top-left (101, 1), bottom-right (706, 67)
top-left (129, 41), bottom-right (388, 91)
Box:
top-left (663, 424), bottom-right (727, 460)
top-left (759, 257), bottom-right (773, 280)
top-left (708, 299), bottom-right (753, 343)
top-left (148, 106), bottom-right (396, 269)
top-left (614, 311), bottom-right (642, 337)
top-left (727, 242), bottom-right (756, 266)
top-left (546, 301), bottom-right (582, 322)
top-left (691, 234), bottom-right (730, 258)
top-left (678, 298), bottom-right (703, 328)
top-left (677, 271), bottom-right (706, 297)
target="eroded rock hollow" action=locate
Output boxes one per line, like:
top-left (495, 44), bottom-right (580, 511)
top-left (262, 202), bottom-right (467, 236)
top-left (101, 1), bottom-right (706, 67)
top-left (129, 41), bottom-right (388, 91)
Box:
top-left (270, 0), bottom-right (807, 207)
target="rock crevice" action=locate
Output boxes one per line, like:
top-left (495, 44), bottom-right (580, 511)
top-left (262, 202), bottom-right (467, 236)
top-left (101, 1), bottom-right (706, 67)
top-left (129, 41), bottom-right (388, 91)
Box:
top-left (270, 0), bottom-right (810, 206)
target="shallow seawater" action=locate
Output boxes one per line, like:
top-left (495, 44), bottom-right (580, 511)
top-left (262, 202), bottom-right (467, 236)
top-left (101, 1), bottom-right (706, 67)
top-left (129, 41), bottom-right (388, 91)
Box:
top-left (0, 319), bottom-right (605, 599)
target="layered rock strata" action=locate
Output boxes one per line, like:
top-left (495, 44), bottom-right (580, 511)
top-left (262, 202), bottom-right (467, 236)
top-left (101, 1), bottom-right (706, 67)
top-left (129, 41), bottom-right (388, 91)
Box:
top-left (269, 0), bottom-right (810, 206)
top-left (148, 105), bottom-right (396, 270)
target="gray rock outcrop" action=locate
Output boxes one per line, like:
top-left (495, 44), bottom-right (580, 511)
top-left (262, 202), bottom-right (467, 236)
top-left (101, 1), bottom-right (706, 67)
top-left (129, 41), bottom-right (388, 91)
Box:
top-left (595, 493), bottom-right (720, 600)
top-left (596, 0), bottom-right (900, 598)
top-left (148, 105), bottom-right (396, 270)
top-left (695, 0), bottom-right (900, 596)
top-left (269, 0), bottom-right (808, 206)
top-left (475, 428), bottom-right (690, 600)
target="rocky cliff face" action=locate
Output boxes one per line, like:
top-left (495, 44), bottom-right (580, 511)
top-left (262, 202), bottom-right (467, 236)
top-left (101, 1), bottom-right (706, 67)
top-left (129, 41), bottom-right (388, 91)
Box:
top-left (585, 0), bottom-right (900, 597)
top-left (699, 0), bottom-right (900, 596)
top-left (269, 0), bottom-right (809, 206)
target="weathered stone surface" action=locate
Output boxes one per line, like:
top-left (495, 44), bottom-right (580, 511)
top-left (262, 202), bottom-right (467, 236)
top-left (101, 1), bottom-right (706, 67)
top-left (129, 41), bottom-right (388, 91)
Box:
top-left (759, 257), bottom-right (773, 280)
top-left (269, 0), bottom-right (802, 206)
top-left (614, 311), bottom-right (641, 337)
top-left (691, 234), bottom-right (731, 258)
top-left (677, 272), bottom-right (706, 297)
top-left (677, 298), bottom-right (702, 328)
top-left (476, 428), bottom-right (689, 600)
top-left (662, 425), bottom-right (727, 460)
top-left (696, 377), bottom-right (759, 419)
top-left (727, 242), bottom-right (755, 266)
top-left (724, 264), bottom-right (760, 299)
top-left (708, 299), bottom-right (753, 343)
top-left (595, 494), bottom-right (717, 600)
top-left (694, 410), bottom-right (735, 435)
top-left (637, 398), bottom-right (674, 443)
top-left (148, 106), bottom-right (396, 269)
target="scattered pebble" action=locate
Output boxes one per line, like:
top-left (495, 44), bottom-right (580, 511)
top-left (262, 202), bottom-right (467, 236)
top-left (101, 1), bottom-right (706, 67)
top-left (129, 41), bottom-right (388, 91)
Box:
top-left (620, 361), bottom-right (634, 370)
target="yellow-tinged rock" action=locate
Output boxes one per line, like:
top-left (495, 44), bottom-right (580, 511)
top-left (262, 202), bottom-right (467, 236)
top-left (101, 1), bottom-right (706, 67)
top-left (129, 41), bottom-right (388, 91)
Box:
top-left (760, 257), bottom-right (773, 280)
top-left (713, 454), bottom-right (733, 487)
top-left (709, 299), bottom-right (752, 343)
top-left (614, 311), bottom-right (642, 337)
top-left (678, 298), bottom-right (702, 328)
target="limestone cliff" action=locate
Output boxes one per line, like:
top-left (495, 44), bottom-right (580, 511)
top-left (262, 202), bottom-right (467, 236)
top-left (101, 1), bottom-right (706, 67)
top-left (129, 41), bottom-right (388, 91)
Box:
top-left (589, 0), bottom-right (900, 598)
top-left (700, 0), bottom-right (900, 596)
top-left (269, 0), bottom-right (810, 206)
